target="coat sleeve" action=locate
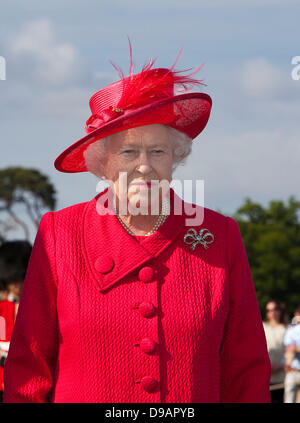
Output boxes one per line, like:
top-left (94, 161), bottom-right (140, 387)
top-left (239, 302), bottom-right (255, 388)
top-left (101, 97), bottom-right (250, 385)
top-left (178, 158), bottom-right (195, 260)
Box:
top-left (219, 217), bottom-right (271, 403)
top-left (3, 212), bottom-right (59, 403)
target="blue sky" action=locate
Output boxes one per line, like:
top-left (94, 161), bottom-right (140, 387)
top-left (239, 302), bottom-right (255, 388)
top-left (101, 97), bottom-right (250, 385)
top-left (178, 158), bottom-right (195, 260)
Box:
top-left (1, 0), bottom-right (299, 241)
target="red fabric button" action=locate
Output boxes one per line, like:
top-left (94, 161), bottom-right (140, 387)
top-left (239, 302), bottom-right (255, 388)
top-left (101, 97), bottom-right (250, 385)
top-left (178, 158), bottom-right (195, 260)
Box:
top-left (94, 256), bottom-right (114, 274)
top-left (139, 302), bottom-right (156, 318)
top-left (138, 266), bottom-right (154, 283)
top-left (140, 338), bottom-right (156, 354)
top-left (140, 376), bottom-right (158, 393)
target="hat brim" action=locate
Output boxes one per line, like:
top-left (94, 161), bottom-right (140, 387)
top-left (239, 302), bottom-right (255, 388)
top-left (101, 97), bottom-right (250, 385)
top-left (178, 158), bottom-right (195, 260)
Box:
top-left (54, 92), bottom-right (212, 173)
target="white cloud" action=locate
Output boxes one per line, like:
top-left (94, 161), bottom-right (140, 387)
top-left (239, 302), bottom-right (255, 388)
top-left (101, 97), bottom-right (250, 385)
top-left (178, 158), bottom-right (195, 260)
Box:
top-left (239, 58), bottom-right (281, 98)
top-left (37, 87), bottom-right (91, 119)
top-left (10, 18), bottom-right (80, 84)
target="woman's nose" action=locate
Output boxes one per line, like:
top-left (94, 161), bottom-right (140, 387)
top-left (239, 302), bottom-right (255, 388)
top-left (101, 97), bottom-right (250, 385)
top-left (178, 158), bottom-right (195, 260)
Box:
top-left (136, 153), bottom-right (152, 174)
top-left (137, 164), bottom-right (152, 174)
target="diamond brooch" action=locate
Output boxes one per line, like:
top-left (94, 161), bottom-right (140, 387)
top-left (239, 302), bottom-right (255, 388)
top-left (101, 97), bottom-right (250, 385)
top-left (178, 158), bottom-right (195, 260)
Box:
top-left (183, 228), bottom-right (214, 251)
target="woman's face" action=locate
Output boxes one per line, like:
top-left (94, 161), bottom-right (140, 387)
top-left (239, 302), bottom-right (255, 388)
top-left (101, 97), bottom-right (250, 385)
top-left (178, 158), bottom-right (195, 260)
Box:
top-left (102, 124), bottom-right (174, 212)
top-left (266, 302), bottom-right (280, 321)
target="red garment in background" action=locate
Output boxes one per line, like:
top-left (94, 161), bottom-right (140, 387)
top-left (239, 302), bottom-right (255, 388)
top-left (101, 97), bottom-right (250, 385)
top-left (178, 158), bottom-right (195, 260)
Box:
top-left (0, 300), bottom-right (16, 391)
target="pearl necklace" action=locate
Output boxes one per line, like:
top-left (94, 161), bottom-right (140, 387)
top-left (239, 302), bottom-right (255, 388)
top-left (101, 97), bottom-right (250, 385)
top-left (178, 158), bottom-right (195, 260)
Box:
top-left (113, 196), bottom-right (171, 237)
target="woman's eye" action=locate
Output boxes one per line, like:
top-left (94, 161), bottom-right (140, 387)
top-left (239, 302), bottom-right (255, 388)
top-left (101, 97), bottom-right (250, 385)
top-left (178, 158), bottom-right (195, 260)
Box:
top-left (122, 150), bottom-right (135, 154)
top-left (152, 150), bottom-right (164, 154)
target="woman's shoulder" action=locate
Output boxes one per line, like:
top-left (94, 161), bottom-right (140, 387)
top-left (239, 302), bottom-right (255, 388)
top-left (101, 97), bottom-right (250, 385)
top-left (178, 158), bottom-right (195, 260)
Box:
top-left (203, 206), bottom-right (233, 224)
top-left (50, 190), bottom-right (113, 223)
top-left (182, 198), bottom-right (237, 235)
top-left (45, 196), bottom-right (95, 224)
top-left (54, 198), bottom-right (92, 217)
top-left (37, 196), bottom-right (96, 239)
top-left (263, 321), bottom-right (287, 333)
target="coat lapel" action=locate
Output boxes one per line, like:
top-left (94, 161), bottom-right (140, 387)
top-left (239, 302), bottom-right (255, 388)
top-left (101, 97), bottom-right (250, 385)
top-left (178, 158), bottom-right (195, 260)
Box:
top-left (83, 187), bottom-right (187, 292)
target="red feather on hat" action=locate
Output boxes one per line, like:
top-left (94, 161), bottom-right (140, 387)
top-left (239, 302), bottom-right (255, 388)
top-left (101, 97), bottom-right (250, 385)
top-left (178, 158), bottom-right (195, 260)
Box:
top-left (109, 38), bottom-right (207, 111)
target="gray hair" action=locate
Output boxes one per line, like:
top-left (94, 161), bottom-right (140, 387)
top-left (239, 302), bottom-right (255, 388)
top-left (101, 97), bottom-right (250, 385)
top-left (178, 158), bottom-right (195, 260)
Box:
top-left (83, 125), bottom-right (192, 179)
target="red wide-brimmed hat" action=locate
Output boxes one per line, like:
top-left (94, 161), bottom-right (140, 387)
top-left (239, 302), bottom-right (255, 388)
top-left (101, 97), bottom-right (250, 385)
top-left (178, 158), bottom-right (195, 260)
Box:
top-left (54, 50), bottom-right (212, 173)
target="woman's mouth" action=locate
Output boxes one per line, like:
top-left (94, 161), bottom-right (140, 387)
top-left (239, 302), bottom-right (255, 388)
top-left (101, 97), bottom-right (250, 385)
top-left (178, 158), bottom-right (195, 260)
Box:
top-left (130, 181), bottom-right (152, 188)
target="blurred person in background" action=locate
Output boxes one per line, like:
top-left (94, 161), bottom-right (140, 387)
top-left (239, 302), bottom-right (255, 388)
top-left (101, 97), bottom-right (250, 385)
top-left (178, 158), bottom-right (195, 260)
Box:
top-left (0, 280), bottom-right (8, 402)
top-left (0, 240), bottom-right (32, 402)
top-left (0, 281), bottom-right (8, 302)
top-left (263, 300), bottom-right (288, 403)
top-left (279, 302), bottom-right (290, 327)
top-left (284, 306), bottom-right (300, 403)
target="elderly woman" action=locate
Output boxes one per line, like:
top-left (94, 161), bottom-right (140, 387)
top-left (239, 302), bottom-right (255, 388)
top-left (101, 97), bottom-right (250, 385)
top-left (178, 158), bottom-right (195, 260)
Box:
top-left (3, 53), bottom-right (271, 403)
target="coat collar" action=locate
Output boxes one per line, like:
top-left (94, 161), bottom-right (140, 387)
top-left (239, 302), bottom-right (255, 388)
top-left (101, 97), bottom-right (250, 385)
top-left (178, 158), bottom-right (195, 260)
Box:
top-left (82, 187), bottom-right (187, 292)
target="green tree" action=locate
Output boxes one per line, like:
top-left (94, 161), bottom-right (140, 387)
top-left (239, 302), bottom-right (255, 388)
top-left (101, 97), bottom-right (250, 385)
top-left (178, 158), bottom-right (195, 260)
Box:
top-left (233, 197), bottom-right (300, 316)
top-left (0, 167), bottom-right (56, 241)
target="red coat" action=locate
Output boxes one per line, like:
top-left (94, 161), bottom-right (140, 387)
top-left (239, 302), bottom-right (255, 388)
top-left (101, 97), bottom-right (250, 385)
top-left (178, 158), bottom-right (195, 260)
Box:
top-left (3, 188), bottom-right (271, 403)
